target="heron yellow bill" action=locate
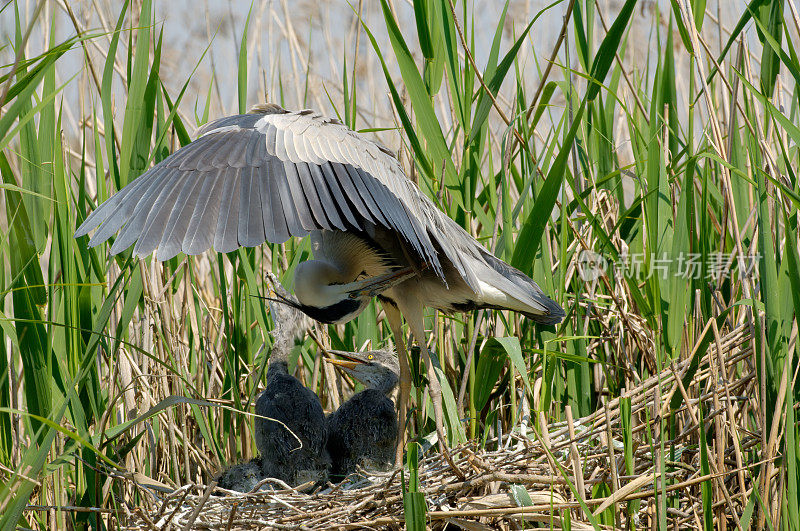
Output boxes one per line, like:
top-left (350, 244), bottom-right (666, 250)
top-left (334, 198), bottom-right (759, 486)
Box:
top-left (324, 349), bottom-right (372, 370)
top-left (324, 358), bottom-right (359, 370)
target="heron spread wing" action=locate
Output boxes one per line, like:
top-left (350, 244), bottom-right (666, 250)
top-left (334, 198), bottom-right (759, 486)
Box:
top-left (75, 104), bottom-right (494, 285)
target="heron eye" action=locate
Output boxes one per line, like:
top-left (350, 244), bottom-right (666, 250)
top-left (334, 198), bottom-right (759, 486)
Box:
top-left (368, 355), bottom-right (373, 360)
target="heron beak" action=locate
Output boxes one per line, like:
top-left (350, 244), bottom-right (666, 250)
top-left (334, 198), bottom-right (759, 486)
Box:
top-left (324, 358), bottom-right (359, 370)
top-left (324, 350), bottom-right (363, 370)
top-left (345, 267), bottom-right (415, 298)
top-left (325, 349), bottom-right (369, 369)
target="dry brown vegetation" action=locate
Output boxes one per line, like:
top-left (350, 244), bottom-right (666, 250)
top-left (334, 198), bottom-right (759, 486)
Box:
top-left (1, 0), bottom-right (798, 529)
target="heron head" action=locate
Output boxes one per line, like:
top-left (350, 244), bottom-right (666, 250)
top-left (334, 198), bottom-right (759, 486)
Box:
top-left (292, 260), bottom-right (415, 325)
top-left (291, 260), bottom-right (371, 324)
top-left (325, 349), bottom-right (399, 394)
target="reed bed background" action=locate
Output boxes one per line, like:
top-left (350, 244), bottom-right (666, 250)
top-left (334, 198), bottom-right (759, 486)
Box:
top-left (1, 0), bottom-right (798, 528)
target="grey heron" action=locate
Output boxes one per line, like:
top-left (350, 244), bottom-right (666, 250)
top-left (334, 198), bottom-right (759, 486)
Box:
top-left (74, 103), bottom-right (565, 461)
top-left (324, 349), bottom-right (399, 481)
top-left (252, 273), bottom-right (329, 486)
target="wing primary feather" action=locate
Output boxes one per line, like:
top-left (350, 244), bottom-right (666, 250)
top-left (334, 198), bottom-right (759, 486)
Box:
top-left (329, 162), bottom-right (375, 223)
top-left (237, 165), bottom-right (253, 244)
top-left (133, 171), bottom-right (194, 258)
top-left (243, 130), bottom-right (266, 167)
top-left (261, 161), bottom-right (291, 243)
top-left (239, 165), bottom-right (267, 246)
top-left (78, 168), bottom-right (161, 240)
top-left (270, 157), bottom-right (306, 237)
top-left (104, 170), bottom-right (180, 255)
top-left (354, 167), bottom-right (432, 265)
top-left (351, 166), bottom-right (407, 232)
top-left (283, 161), bottom-right (319, 231)
top-left (314, 163), bottom-right (359, 228)
top-left (107, 169), bottom-right (183, 254)
top-left (297, 162), bottom-right (342, 230)
top-left (155, 172), bottom-right (205, 260)
top-left (214, 167), bottom-right (243, 253)
top-left (256, 163), bottom-right (279, 243)
top-left (182, 171), bottom-right (225, 255)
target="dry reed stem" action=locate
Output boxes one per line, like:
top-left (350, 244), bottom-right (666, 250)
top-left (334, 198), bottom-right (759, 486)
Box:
top-left (108, 326), bottom-right (757, 529)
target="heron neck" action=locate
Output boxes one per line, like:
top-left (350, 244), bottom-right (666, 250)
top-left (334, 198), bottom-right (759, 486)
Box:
top-left (374, 373), bottom-right (399, 395)
top-left (268, 337), bottom-right (293, 367)
top-left (293, 260), bottom-right (350, 308)
top-left (266, 358), bottom-right (289, 387)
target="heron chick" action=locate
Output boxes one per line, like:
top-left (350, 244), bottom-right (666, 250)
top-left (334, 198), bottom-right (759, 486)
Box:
top-left (216, 457), bottom-right (265, 492)
top-left (253, 273), bottom-right (329, 486)
top-left (325, 349), bottom-right (399, 481)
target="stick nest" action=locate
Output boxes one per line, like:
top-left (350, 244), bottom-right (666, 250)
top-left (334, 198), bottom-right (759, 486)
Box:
top-left (118, 324), bottom-right (754, 530)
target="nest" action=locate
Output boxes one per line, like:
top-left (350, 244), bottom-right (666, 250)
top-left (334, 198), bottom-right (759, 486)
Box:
top-left (117, 323), bottom-right (754, 530)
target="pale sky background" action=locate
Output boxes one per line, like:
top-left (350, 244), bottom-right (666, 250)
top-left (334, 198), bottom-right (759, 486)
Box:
top-left (0, 0), bottom-right (785, 158)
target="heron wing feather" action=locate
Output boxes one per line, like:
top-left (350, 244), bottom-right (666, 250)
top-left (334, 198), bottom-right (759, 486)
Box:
top-left (271, 157), bottom-right (306, 236)
top-left (154, 172), bottom-right (205, 260)
top-left (344, 165), bottom-right (390, 228)
top-left (238, 165), bottom-right (267, 247)
top-left (263, 160), bottom-right (291, 243)
top-left (109, 168), bottom-right (182, 255)
top-left (213, 167), bottom-right (242, 253)
top-left (309, 162), bottom-right (358, 228)
top-left (131, 170), bottom-right (191, 257)
top-left (329, 162), bottom-right (376, 224)
top-left (282, 160), bottom-right (318, 231)
top-left (190, 132), bottom-right (231, 171)
top-left (256, 164), bottom-right (285, 243)
top-left (295, 162), bottom-right (338, 229)
top-left (80, 168), bottom-right (161, 243)
top-left (76, 106), bottom-right (467, 284)
top-left (182, 170), bottom-right (224, 255)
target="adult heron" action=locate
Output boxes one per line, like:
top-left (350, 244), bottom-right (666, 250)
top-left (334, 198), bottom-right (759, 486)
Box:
top-left (325, 349), bottom-right (399, 481)
top-left (75, 103), bottom-right (565, 459)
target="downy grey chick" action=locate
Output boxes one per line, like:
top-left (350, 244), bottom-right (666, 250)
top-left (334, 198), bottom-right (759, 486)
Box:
top-left (254, 273), bottom-right (330, 486)
top-left (324, 349), bottom-right (399, 481)
top-left (216, 457), bottom-right (264, 492)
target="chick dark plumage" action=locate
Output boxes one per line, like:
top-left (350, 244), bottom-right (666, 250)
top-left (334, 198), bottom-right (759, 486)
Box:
top-left (324, 349), bottom-right (399, 481)
top-left (326, 388), bottom-right (397, 480)
top-left (212, 273), bottom-right (328, 491)
top-left (216, 457), bottom-right (264, 492)
top-left (254, 360), bottom-right (330, 486)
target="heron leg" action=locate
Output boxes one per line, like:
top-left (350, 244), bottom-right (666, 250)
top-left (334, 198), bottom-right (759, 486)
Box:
top-left (400, 302), bottom-right (449, 456)
top-left (383, 302), bottom-right (412, 467)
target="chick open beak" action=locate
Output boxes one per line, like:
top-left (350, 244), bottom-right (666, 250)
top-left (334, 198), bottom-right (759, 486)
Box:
top-left (324, 350), bottom-right (365, 370)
